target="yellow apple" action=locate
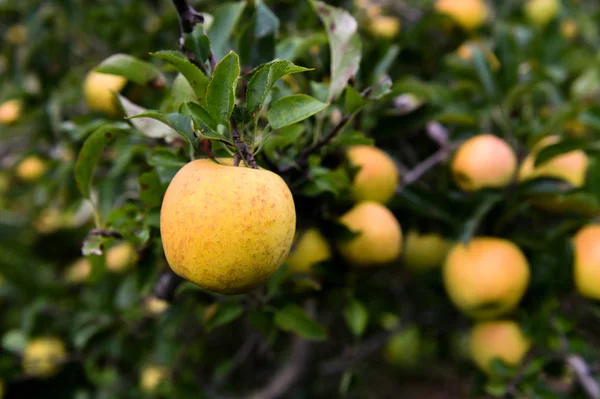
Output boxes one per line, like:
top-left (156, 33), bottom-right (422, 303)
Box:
top-left (140, 365), bottom-right (168, 393)
top-left (34, 208), bottom-right (64, 234)
top-left (524, 0), bottom-right (560, 27)
top-left (443, 237), bottom-right (530, 319)
top-left (456, 41), bottom-right (501, 71)
top-left (403, 230), bottom-right (453, 271)
top-left (64, 257), bottom-right (92, 284)
top-left (347, 145), bottom-right (399, 204)
top-left (519, 135), bottom-right (588, 187)
top-left (573, 224), bottom-right (600, 300)
top-left (470, 320), bottom-right (531, 374)
top-left (451, 134), bottom-right (517, 191)
top-left (16, 155), bottom-right (47, 182)
top-left (0, 99), bottom-right (23, 125)
top-left (22, 337), bottom-right (67, 378)
top-left (145, 296), bottom-right (170, 316)
top-left (106, 242), bottom-right (138, 273)
top-left (83, 71), bottom-right (127, 115)
top-left (368, 15), bottom-right (401, 39)
top-left (286, 228), bottom-right (332, 274)
top-left (561, 19), bottom-right (577, 40)
top-left (435, 0), bottom-right (487, 31)
top-left (160, 158), bottom-right (296, 294)
top-left (337, 201), bottom-right (402, 267)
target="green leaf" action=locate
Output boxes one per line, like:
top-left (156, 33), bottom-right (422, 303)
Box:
top-left (184, 24), bottom-right (212, 64)
top-left (255, 2), bottom-right (279, 38)
top-left (267, 94), bottom-right (329, 130)
top-left (206, 302), bottom-right (243, 331)
top-left (345, 85), bottom-right (366, 113)
top-left (534, 138), bottom-right (590, 166)
top-left (207, 2), bottom-right (247, 61)
top-left (246, 60), bottom-right (312, 115)
top-left (182, 102), bottom-right (219, 134)
top-left (586, 157), bottom-right (600, 199)
top-left (471, 46), bottom-right (496, 100)
top-left (460, 194), bottom-right (504, 244)
top-left (147, 148), bottom-right (186, 169)
top-left (119, 96), bottom-right (178, 142)
top-left (2, 329), bottom-right (27, 354)
top-left (74, 123), bottom-right (129, 199)
top-left (343, 299), bottom-right (369, 338)
top-left (171, 73), bottom-right (198, 108)
top-left (274, 304), bottom-right (327, 341)
top-left (151, 51), bottom-right (209, 101)
top-left (139, 170), bottom-right (166, 208)
top-left (369, 76), bottom-right (393, 100)
top-left (127, 111), bottom-right (198, 151)
top-left (311, 1), bottom-right (362, 102)
top-left (206, 52), bottom-right (240, 125)
top-left (95, 54), bottom-right (165, 86)
top-left (310, 81), bottom-right (330, 104)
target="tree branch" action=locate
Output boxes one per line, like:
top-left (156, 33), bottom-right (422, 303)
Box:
top-left (171, 0), bottom-right (210, 73)
top-left (232, 121), bottom-right (258, 169)
top-left (566, 355), bottom-right (600, 399)
top-left (153, 270), bottom-right (184, 302)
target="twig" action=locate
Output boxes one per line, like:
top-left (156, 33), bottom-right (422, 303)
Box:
top-left (232, 121), bottom-right (258, 169)
top-left (319, 325), bottom-right (403, 375)
top-left (89, 228), bottom-right (123, 239)
top-left (171, 0), bottom-right (211, 73)
top-left (153, 270), bottom-right (184, 303)
top-left (567, 355), bottom-right (600, 399)
top-left (401, 146), bottom-right (453, 185)
top-left (503, 348), bottom-right (537, 398)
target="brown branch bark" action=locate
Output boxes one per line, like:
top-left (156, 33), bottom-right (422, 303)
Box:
top-left (153, 270), bottom-right (184, 302)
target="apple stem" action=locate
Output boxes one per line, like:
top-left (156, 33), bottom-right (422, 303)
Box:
top-left (232, 121), bottom-right (259, 169)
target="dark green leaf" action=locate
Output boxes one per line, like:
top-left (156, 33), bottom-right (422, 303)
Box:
top-left (460, 194), bottom-right (504, 244)
top-left (95, 54), bottom-right (164, 86)
top-left (246, 60), bottom-right (311, 115)
top-left (2, 330), bottom-right (27, 354)
top-left (345, 85), bottom-right (366, 113)
top-left (166, 113), bottom-right (199, 150)
top-left (274, 304), bottom-right (327, 341)
top-left (344, 299), bottom-right (369, 338)
top-left (74, 123), bottom-right (129, 199)
top-left (151, 51), bottom-right (209, 101)
top-left (310, 81), bottom-right (330, 104)
top-left (206, 302), bottom-right (243, 331)
top-left (207, 2), bottom-right (247, 61)
top-left (255, 2), bottom-right (279, 38)
top-left (267, 94), bottom-right (329, 130)
top-left (139, 170), bottom-right (166, 208)
top-left (184, 24), bottom-right (212, 64)
top-left (147, 148), bottom-right (186, 169)
top-left (206, 52), bottom-right (240, 125)
top-left (182, 102), bottom-right (219, 134)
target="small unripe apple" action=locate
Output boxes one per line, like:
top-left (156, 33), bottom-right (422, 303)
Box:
top-left (524, 0), bottom-right (560, 27)
top-left (16, 155), bottom-right (47, 182)
top-left (0, 99), bottom-right (23, 125)
top-left (403, 230), bottom-right (453, 271)
top-left (470, 320), bottom-right (530, 374)
top-left (140, 365), bottom-right (168, 393)
top-left (83, 71), bottom-right (127, 115)
top-left (64, 257), bottom-right (92, 284)
top-left (443, 237), bottom-right (530, 319)
top-left (286, 228), bottom-right (332, 275)
top-left (561, 19), bottom-right (577, 40)
top-left (347, 145), bottom-right (399, 204)
top-left (451, 134), bottom-right (517, 191)
top-left (573, 224), bottom-right (600, 300)
top-left (435, 0), bottom-right (487, 31)
top-left (368, 15), bottom-right (401, 40)
top-left (383, 325), bottom-right (422, 369)
top-left (337, 201), bottom-right (402, 268)
top-left (106, 242), bottom-right (138, 273)
top-left (519, 135), bottom-right (588, 187)
top-left (22, 337), bottom-right (67, 378)
top-left (161, 158), bottom-right (296, 294)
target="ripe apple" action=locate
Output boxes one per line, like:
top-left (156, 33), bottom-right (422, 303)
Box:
top-left (451, 134), bottom-right (517, 191)
top-left (145, 296), bottom-right (170, 316)
top-left (22, 337), bottom-right (67, 378)
top-left (403, 230), bottom-right (453, 272)
top-left (337, 201), bottom-right (402, 267)
top-left (573, 224), bottom-right (600, 300)
top-left (286, 228), bottom-right (332, 275)
top-left (524, 0), bottom-right (560, 27)
top-left (470, 320), bottom-right (530, 374)
top-left (160, 158), bottom-right (296, 294)
top-left (368, 15), bottom-right (401, 40)
top-left (16, 155), bottom-right (47, 182)
top-left (347, 145), bottom-right (399, 204)
top-left (83, 71), bottom-right (127, 115)
top-left (435, 0), bottom-right (487, 31)
top-left (0, 99), bottom-right (22, 125)
top-left (140, 365), bottom-right (168, 393)
top-left (106, 242), bottom-right (138, 273)
top-left (443, 237), bottom-right (530, 319)
top-left (64, 257), bottom-right (92, 284)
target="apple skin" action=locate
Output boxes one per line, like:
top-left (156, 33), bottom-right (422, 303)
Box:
top-left (524, 0), bottom-right (560, 27)
top-left (106, 242), bottom-right (138, 273)
top-left (451, 134), bottom-right (517, 191)
top-left (83, 71), bottom-right (127, 115)
top-left (435, 0), bottom-right (487, 31)
top-left (573, 224), bottom-right (600, 300)
top-left (140, 365), bottom-right (168, 393)
top-left (470, 320), bottom-right (531, 374)
top-left (16, 155), bottom-right (48, 182)
top-left (22, 337), bottom-right (67, 378)
top-left (443, 237), bottom-right (530, 319)
top-left (0, 99), bottom-right (23, 125)
top-left (368, 15), bottom-right (401, 40)
top-left (286, 228), bottom-right (332, 275)
top-left (337, 201), bottom-right (402, 268)
top-left (347, 145), bottom-right (399, 204)
top-left (160, 158), bottom-right (296, 295)
top-left (403, 230), bottom-right (453, 272)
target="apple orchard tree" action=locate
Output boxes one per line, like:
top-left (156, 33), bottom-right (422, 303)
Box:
top-left (4, 0), bottom-right (600, 398)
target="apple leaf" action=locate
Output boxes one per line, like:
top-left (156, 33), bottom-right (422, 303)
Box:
top-left (274, 304), bottom-right (327, 341)
top-left (267, 94), bottom-right (329, 130)
top-left (343, 299), bottom-right (369, 338)
top-left (206, 52), bottom-right (240, 126)
top-left (95, 54), bottom-right (165, 86)
top-left (151, 51), bottom-right (209, 101)
top-left (207, 2), bottom-right (247, 62)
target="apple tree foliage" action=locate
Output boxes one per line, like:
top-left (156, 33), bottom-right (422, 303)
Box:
top-left (2, 0), bottom-right (600, 398)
